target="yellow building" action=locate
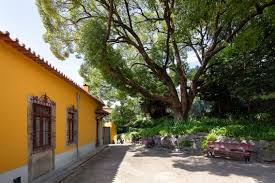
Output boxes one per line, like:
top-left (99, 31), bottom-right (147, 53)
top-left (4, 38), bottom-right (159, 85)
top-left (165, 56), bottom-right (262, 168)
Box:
top-left (101, 108), bottom-right (117, 144)
top-left (103, 121), bottom-right (117, 144)
top-left (0, 31), bottom-right (108, 183)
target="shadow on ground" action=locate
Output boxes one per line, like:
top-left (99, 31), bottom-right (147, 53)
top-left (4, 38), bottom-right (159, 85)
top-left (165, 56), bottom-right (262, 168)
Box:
top-left (173, 156), bottom-right (275, 183)
top-left (132, 145), bottom-right (275, 183)
top-left (131, 145), bottom-right (188, 158)
top-left (62, 145), bottom-right (129, 183)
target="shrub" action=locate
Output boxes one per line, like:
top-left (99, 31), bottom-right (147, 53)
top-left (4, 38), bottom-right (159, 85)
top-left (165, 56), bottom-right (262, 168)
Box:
top-left (255, 113), bottom-right (271, 120)
top-left (120, 131), bottom-right (141, 142)
top-left (179, 140), bottom-right (193, 147)
top-left (202, 133), bottom-right (217, 149)
top-left (119, 117), bottom-right (275, 145)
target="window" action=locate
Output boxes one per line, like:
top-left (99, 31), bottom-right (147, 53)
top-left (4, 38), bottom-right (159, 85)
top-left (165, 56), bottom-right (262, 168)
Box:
top-left (32, 103), bottom-right (52, 151)
top-left (67, 112), bottom-right (74, 144)
top-left (28, 94), bottom-right (55, 155)
top-left (67, 106), bottom-right (77, 145)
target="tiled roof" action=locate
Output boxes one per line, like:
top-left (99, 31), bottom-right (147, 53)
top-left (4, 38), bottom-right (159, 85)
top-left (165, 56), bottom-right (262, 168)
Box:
top-left (0, 30), bottom-right (104, 105)
top-left (96, 108), bottom-right (110, 115)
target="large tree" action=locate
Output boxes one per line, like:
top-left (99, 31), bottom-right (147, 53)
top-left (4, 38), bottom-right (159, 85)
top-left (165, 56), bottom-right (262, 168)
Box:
top-left (199, 11), bottom-right (275, 113)
top-left (36, 0), bottom-right (275, 120)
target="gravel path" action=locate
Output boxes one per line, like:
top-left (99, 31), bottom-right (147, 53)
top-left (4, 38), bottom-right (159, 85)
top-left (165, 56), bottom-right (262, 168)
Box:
top-left (63, 145), bottom-right (275, 183)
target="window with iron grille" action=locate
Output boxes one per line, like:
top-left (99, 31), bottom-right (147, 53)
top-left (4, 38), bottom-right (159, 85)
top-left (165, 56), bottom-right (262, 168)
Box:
top-left (67, 106), bottom-right (77, 145)
top-left (32, 103), bottom-right (52, 151)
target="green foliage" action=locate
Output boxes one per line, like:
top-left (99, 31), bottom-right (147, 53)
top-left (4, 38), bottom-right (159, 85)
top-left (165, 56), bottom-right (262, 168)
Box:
top-left (179, 140), bottom-right (192, 147)
top-left (129, 117), bottom-right (155, 129)
top-left (201, 133), bottom-right (218, 149)
top-left (189, 98), bottom-right (214, 117)
top-left (140, 99), bottom-right (171, 119)
top-left (36, 0), bottom-right (275, 120)
top-left (120, 131), bottom-right (141, 142)
top-left (79, 67), bottom-right (121, 105)
top-left (125, 117), bottom-right (275, 142)
top-left (110, 98), bottom-right (146, 133)
top-left (199, 9), bottom-right (275, 104)
top-left (255, 113), bottom-right (271, 120)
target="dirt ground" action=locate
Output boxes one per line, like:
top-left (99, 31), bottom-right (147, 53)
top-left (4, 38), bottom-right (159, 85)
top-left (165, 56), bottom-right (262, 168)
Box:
top-left (63, 145), bottom-right (275, 183)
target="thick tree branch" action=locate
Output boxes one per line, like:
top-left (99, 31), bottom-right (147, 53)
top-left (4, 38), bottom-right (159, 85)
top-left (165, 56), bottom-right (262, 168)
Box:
top-left (99, 0), bottom-right (174, 104)
top-left (112, 18), bottom-right (179, 100)
top-left (106, 64), bottom-right (173, 103)
top-left (163, 0), bottom-right (189, 112)
top-left (104, 0), bottom-right (114, 45)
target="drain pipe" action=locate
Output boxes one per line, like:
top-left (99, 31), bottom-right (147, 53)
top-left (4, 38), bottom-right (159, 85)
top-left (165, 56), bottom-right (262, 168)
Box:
top-left (76, 92), bottom-right (80, 160)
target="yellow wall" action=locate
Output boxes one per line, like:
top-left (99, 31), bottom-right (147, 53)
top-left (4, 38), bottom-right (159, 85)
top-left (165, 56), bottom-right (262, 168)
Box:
top-left (103, 122), bottom-right (117, 144)
top-left (0, 40), bottom-right (99, 173)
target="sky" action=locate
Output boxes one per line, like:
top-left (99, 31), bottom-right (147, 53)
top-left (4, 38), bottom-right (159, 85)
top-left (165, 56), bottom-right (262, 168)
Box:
top-left (0, 0), bottom-right (198, 86)
top-left (0, 0), bottom-right (84, 85)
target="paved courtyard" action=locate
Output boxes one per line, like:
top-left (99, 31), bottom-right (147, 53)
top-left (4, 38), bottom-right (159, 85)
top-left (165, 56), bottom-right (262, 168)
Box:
top-left (63, 145), bottom-right (275, 183)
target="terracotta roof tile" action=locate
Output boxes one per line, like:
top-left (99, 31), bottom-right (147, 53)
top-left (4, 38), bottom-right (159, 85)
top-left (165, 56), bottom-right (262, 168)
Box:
top-left (0, 30), bottom-right (104, 105)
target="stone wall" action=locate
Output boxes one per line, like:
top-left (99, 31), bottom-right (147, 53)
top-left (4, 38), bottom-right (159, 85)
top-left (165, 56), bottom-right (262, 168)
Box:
top-left (142, 134), bottom-right (275, 162)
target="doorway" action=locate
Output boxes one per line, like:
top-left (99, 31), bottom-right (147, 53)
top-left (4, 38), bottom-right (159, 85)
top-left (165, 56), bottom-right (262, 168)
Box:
top-left (96, 119), bottom-right (100, 146)
top-left (103, 127), bottom-right (110, 144)
top-left (28, 95), bottom-right (56, 182)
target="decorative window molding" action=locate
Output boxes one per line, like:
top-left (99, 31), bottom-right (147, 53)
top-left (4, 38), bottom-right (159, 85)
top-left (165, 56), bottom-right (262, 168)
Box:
top-left (66, 105), bottom-right (78, 145)
top-left (27, 94), bottom-right (56, 154)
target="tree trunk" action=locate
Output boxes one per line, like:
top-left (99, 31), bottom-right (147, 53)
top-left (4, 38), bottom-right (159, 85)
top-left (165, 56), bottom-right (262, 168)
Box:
top-left (173, 108), bottom-right (186, 121)
top-left (172, 98), bottom-right (192, 121)
top-left (173, 106), bottom-right (191, 121)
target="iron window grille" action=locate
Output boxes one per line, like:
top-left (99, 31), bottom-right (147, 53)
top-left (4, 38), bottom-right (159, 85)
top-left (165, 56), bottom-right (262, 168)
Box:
top-left (66, 105), bottom-right (78, 145)
top-left (29, 94), bottom-right (55, 154)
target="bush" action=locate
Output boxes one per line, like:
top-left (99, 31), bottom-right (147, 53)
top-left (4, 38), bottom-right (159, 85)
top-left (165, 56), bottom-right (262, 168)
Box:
top-left (135, 117), bottom-right (275, 139)
top-left (130, 117), bottom-right (155, 128)
top-left (201, 132), bottom-right (218, 149)
top-left (118, 117), bottom-right (275, 147)
top-left (120, 131), bottom-right (141, 142)
top-left (179, 140), bottom-right (193, 147)
top-left (255, 112), bottom-right (271, 120)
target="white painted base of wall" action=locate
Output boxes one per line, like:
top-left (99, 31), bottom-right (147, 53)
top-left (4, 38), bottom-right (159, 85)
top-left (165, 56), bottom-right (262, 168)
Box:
top-left (0, 165), bottom-right (28, 183)
top-left (79, 143), bottom-right (96, 158)
top-left (55, 148), bottom-right (77, 170)
top-left (55, 143), bottom-right (95, 170)
top-left (0, 143), bottom-right (96, 183)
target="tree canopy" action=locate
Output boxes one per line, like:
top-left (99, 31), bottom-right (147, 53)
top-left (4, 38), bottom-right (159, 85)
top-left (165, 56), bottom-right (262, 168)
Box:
top-left (199, 11), bottom-right (275, 112)
top-left (36, 0), bottom-right (275, 120)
